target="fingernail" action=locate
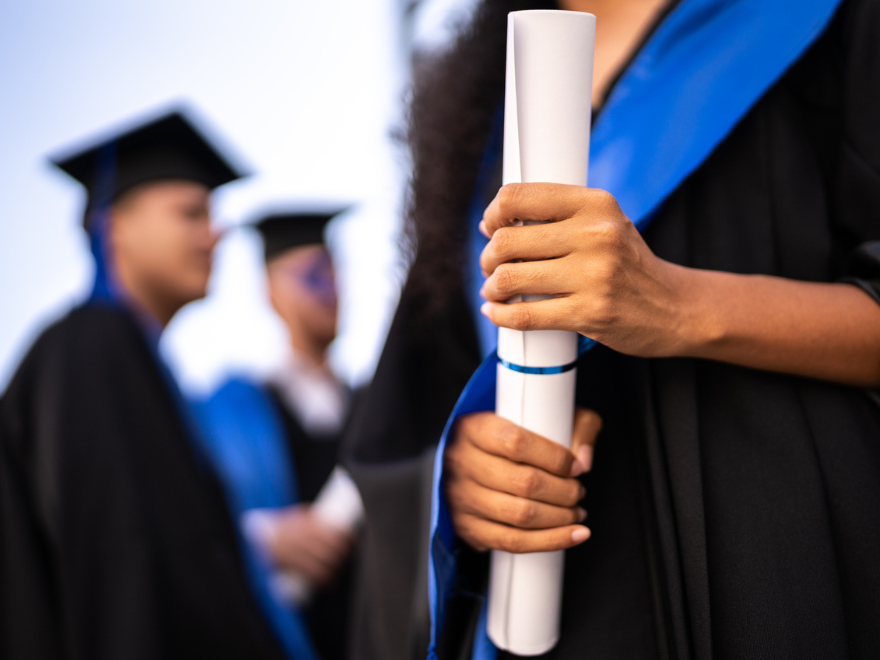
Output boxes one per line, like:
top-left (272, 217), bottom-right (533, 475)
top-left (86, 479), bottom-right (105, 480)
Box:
top-left (569, 458), bottom-right (586, 477)
top-left (480, 302), bottom-right (490, 316)
top-left (578, 484), bottom-right (586, 499)
top-left (578, 446), bottom-right (593, 472)
top-left (571, 527), bottom-right (590, 543)
top-left (479, 220), bottom-right (489, 237)
top-left (577, 507), bottom-right (587, 522)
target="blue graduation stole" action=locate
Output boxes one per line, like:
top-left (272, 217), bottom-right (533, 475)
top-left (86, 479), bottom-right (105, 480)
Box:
top-left (432, 1), bottom-right (845, 658)
top-left (192, 379), bottom-right (320, 660)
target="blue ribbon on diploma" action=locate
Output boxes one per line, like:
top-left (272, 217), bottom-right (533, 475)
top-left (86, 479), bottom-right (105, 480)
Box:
top-left (498, 358), bottom-right (578, 375)
top-left (431, 1), bottom-right (846, 658)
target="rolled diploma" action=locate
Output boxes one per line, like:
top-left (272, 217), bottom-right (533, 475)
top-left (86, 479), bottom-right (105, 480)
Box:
top-left (487, 10), bottom-right (595, 656)
top-left (246, 466), bottom-right (365, 605)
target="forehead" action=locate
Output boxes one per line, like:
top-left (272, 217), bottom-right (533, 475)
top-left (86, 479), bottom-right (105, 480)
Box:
top-left (267, 244), bottom-right (329, 270)
top-left (116, 179), bottom-right (212, 207)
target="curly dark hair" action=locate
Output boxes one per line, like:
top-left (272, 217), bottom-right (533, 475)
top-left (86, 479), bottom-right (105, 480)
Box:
top-left (402, 0), bottom-right (554, 325)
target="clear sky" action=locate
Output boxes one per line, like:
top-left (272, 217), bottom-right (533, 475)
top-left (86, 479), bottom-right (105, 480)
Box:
top-left (0, 0), bottom-right (422, 393)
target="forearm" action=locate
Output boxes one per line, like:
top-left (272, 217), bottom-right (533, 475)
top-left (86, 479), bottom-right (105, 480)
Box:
top-left (674, 265), bottom-right (880, 388)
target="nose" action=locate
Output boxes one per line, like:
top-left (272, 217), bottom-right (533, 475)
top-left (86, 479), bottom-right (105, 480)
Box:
top-left (206, 222), bottom-right (225, 250)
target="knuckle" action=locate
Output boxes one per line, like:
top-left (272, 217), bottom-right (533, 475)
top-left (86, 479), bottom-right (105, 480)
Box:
top-left (495, 265), bottom-right (517, 294)
top-left (498, 528), bottom-right (526, 554)
top-left (498, 424), bottom-right (525, 458)
top-left (553, 452), bottom-right (572, 476)
top-left (503, 497), bottom-right (536, 527)
top-left (512, 468), bottom-right (540, 498)
top-left (591, 189), bottom-right (619, 213)
top-left (511, 305), bottom-right (535, 331)
top-left (497, 183), bottom-right (526, 216)
top-left (592, 220), bottom-right (624, 249)
top-left (492, 227), bottom-right (514, 257)
top-left (565, 483), bottom-right (583, 507)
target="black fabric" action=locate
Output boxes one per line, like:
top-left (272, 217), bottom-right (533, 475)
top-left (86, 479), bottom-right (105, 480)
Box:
top-left (268, 386), bottom-right (353, 660)
top-left (841, 240), bottom-right (880, 304)
top-left (342, 284), bottom-right (481, 660)
top-left (269, 386), bottom-right (341, 504)
top-left (50, 109), bottom-right (243, 222)
top-left (0, 303), bottom-right (287, 660)
top-left (343, 0), bottom-right (880, 658)
top-left (255, 211), bottom-right (347, 262)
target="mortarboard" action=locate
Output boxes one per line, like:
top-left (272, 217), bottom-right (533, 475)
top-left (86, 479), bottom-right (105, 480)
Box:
top-left (253, 208), bottom-right (350, 262)
top-left (50, 108), bottom-right (245, 226)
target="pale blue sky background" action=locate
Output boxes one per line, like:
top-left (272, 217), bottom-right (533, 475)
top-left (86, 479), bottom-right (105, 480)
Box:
top-left (0, 0), bottom-right (475, 393)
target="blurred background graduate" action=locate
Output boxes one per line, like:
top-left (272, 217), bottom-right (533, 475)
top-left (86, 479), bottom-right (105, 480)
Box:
top-left (0, 108), bottom-right (313, 659)
top-left (192, 208), bottom-right (362, 660)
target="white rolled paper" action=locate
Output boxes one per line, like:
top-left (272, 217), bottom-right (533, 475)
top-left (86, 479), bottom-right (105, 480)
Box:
top-left (487, 10), bottom-right (595, 656)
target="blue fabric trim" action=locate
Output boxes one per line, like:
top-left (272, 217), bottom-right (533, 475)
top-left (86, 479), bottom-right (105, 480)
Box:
top-left (190, 378), bottom-right (317, 660)
top-left (88, 142), bottom-right (120, 303)
top-left (192, 379), bottom-right (300, 510)
top-left (467, 108), bottom-right (506, 359)
top-left (428, 354), bottom-right (499, 653)
top-left (498, 358), bottom-right (577, 375)
top-left (589, 0), bottom-right (844, 228)
top-left (431, 1), bottom-right (844, 658)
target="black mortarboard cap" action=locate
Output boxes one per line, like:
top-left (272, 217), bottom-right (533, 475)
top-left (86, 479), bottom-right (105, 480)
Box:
top-left (50, 108), bottom-right (245, 224)
top-left (254, 208), bottom-right (350, 262)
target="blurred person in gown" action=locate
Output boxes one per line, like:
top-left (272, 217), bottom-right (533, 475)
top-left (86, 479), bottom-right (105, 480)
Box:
top-left (0, 109), bottom-right (317, 659)
top-left (342, 0), bottom-right (880, 659)
top-left (192, 208), bottom-right (361, 660)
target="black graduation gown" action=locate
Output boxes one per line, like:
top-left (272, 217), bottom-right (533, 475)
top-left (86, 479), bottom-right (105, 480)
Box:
top-left (343, 1), bottom-right (880, 658)
top-left (267, 386), bottom-right (354, 660)
top-left (0, 302), bottom-right (288, 660)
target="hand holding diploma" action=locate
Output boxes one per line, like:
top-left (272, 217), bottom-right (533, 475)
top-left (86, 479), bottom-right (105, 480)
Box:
top-left (478, 182), bottom-right (695, 359)
top-left (444, 407), bottom-right (600, 553)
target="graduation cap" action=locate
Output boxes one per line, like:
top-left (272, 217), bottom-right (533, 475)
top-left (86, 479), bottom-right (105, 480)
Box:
top-left (253, 208), bottom-right (350, 262)
top-left (50, 109), bottom-right (245, 226)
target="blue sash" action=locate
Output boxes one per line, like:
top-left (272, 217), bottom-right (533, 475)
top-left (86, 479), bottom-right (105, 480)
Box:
top-left (432, 1), bottom-right (844, 657)
top-left (192, 379), bottom-right (319, 660)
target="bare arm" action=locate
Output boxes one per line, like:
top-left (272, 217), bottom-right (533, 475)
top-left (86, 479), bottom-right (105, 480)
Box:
top-left (479, 183), bottom-right (880, 388)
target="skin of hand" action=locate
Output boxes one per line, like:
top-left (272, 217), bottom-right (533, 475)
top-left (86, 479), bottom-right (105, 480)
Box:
top-left (444, 407), bottom-right (602, 553)
top-left (268, 504), bottom-right (356, 589)
top-left (479, 183), bottom-right (693, 358)
top-left (479, 183), bottom-right (880, 388)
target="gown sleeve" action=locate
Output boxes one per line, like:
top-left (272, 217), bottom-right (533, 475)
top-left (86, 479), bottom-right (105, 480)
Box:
top-left (835, 0), bottom-right (880, 301)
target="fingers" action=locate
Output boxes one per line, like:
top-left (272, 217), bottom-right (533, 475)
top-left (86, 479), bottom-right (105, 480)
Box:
top-left (482, 183), bottom-right (619, 236)
top-left (458, 412), bottom-right (580, 478)
top-left (479, 222), bottom-right (571, 276)
top-left (273, 531), bottom-right (338, 583)
top-left (447, 412), bottom-right (599, 553)
top-left (270, 510), bottom-right (355, 583)
top-left (453, 511), bottom-right (590, 554)
top-left (481, 297), bottom-right (579, 333)
top-left (460, 448), bottom-right (585, 507)
top-left (480, 258), bottom-right (575, 302)
top-left (570, 408), bottom-right (602, 473)
top-left (447, 478), bottom-right (585, 529)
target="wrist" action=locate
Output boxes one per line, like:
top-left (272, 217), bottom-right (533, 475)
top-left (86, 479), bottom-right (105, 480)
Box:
top-left (665, 264), bottom-right (727, 359)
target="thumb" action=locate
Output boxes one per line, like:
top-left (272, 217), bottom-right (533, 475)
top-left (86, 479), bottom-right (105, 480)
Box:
top-left (570, 408), bottom-right (602, 474)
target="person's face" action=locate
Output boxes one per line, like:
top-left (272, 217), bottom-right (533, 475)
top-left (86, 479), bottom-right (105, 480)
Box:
top-left (266, 244), bottom-right (338, 349)
top-left (110, 180), bottom-right (216, 310)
